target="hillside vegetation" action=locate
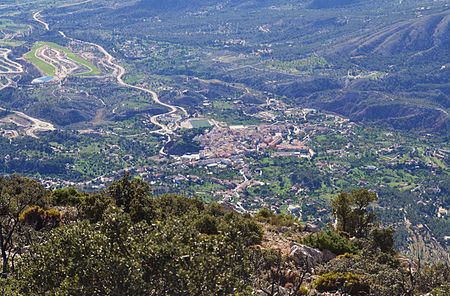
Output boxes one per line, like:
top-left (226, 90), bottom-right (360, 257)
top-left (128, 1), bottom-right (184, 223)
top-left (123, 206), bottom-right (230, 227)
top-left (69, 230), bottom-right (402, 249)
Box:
top-left (59, 0), bottom-right (448, 132)
top-left (0, 175), bottom-right (448, 295)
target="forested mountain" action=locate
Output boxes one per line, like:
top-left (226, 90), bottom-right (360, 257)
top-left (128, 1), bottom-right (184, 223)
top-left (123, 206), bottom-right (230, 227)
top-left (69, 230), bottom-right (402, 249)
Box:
top-left (0, 2), bottom-right (449, 291)
top-left (50, 0), bottom-right (449, 131)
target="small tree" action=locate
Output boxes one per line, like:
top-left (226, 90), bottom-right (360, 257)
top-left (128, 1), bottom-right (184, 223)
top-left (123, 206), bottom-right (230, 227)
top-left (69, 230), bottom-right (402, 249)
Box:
top-left (332, 189), bottom-right (377, 238)
top-left (0, 176), bottom-right (49, 278)
top-left (331, 192), bottom-right (353, 234)
top-left (370, 227), bottom-right (395, 254)
top-left (107, 173), bottom-right (154, 223)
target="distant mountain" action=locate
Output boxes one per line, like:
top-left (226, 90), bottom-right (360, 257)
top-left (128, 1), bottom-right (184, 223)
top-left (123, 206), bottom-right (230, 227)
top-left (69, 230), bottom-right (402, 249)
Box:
top-left (134, 0), bottom-right (207, 11)
top-left (48, 0), bottom-right (450, 132)
top-left (134, 0), bottom-right (275, 12)
top-left (310, 9), bottom-right (450, 131)
top-left (337, 10), bottom-right (450, 56)
top-left (309, 0), bottom-right (363, 9)
top-left (307, 91), bottom-right (449, 131)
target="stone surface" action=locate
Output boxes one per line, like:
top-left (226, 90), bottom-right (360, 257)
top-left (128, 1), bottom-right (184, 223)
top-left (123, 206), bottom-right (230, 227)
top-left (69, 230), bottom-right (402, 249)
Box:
top-left (290, 244), bottom-right (336, 271)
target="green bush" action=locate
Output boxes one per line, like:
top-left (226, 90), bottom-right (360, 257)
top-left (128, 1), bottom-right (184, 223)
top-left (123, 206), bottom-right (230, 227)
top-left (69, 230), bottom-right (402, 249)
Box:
top-left (222, 212), bottom-right (263, 246)
top-left (336, 252), bottom-right (358, 260)
top-left (298, 285), bottom-right (309, 295)
top-left (313, 272), bottom-right (369, 294)
top-left (255, 208), bottom-right (299, 228)
top-left (16, 195), bottom-right (259, 295)
top-left (51, 187), bottom-right (83, 206)
top-left (256, 208), bottom-right (273, 219)
top-left (370, 227), bottom-right (395, 253)
top-left (153, 194), bottom-right (204, 219)
top-left (205, 202), bottom-right (230, 217)
top-left (19, 206), bottom-right (62, 230)
top-left (195, 214), bottom-right (219, 235)
top-left (78, 193), bottom-right (113, 223)
top-left (301, 230), bottom-right (357, 255)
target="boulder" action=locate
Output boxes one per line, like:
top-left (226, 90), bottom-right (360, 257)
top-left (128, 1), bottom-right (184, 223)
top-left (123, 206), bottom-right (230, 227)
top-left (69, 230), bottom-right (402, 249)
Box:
top-left (290, 244), bottom-right (336, 271)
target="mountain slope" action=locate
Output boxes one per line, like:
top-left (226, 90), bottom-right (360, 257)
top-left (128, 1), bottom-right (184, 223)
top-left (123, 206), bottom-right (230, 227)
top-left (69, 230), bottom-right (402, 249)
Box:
top-left (336, 10), bottom-right (450, 56)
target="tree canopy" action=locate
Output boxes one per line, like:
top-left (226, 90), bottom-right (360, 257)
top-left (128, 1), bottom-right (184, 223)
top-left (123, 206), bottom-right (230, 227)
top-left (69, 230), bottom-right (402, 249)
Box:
top-left (0, 176), bottom-right (447, 295)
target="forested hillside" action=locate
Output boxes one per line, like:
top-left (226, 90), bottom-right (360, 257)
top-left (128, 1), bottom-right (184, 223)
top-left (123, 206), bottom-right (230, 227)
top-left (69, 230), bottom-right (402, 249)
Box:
top-left (0, 175), bottom-right (448, 295)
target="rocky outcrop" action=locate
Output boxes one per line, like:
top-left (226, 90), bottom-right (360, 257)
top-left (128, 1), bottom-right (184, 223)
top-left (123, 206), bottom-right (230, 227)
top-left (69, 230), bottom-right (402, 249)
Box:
top-left (290, 244), bottom-right (336, 271)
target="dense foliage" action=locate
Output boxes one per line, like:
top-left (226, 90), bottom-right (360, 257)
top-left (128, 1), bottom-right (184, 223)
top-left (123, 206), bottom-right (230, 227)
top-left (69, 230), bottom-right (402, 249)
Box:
top-left (0, 175), bottom-right (448, 295)
top-left (301, 230), bottom-right (357, 255)
top-left (5, 175), bottom-right (262, 295)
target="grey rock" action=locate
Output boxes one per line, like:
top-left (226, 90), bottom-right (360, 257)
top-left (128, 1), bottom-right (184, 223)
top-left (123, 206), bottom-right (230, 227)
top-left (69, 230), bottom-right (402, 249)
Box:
top-left (290, 244), bottom-right (336, 271)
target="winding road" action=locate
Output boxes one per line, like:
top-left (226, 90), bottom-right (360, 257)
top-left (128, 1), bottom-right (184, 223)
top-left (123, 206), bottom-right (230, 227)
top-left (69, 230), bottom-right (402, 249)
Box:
top-left (32, 11), bottom-right (49, 31)
top-left (0, 90), bottom-right (55, 138)
top-left (0, 47), bottom-right (55, 137)
top-left (0, 48), bottom-right (23, 74)
top-left (4, 107), bottom-right (56, 138)
top-left (34, 9), bottom-right (188, 153)
top-left (83, 40), bottom-right (179, 135)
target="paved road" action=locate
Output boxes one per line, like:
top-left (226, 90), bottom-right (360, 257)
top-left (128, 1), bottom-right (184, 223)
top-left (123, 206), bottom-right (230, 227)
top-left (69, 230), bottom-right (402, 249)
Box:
top-left (35, 10), bottom-right (187, 153)
top-left (0, 48), bottom-right (23, 74)
top-left (59, 31), bottom-right (181, 136)
top-left (33, 11), bottom-right (49, 31)
top-left (0, 45), bottom-right (55, 137)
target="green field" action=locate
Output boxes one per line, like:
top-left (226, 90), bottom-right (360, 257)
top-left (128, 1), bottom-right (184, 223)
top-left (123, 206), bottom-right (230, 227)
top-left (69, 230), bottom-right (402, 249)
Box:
top-left (266, 55), bottom-right (329, 75)
top-left (24, 43), bottom-right (56, 76)
top-left (189, 118), bottom-right (212, 128)
top-left (24, 42), bottom-right (100, 77)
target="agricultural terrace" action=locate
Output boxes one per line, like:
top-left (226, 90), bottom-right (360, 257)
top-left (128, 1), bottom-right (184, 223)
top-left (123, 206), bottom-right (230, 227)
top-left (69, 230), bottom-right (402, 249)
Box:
top-left (24, 42), bottom-right (100, 78)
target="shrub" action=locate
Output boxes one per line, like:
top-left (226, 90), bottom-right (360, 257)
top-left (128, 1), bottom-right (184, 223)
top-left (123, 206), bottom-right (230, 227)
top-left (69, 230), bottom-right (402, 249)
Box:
top-left (19, 206), bottom-right (62, 230)
top-left (51, 187), bottom-right (83, 206)
top-left (206, 202), bottom-right (234, 217)
top-left (153, 194), bottom-right (204, 219)
top-left (257, 208), bottom-right (273, 219)
top-left (195, 214), bottom-right (219, 235)
top-left (336, 252), bottom-right (359, 260)
top-left (255, 208), bottom-right (299, 228)
top-left (301, 230), bottom-right (357, 255)
top-left (298, 285), bottom-right (309, 295)
top-left (370, 227), bottom-right (395, 253)
top-left (313, 272), bottom-right (369, 295)
top-left (107, 174), bottom-right (152, 212)
top-left (78, 193), bottom-right (113, 222)
top-left (222, 212), bottom-right (263, 246)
